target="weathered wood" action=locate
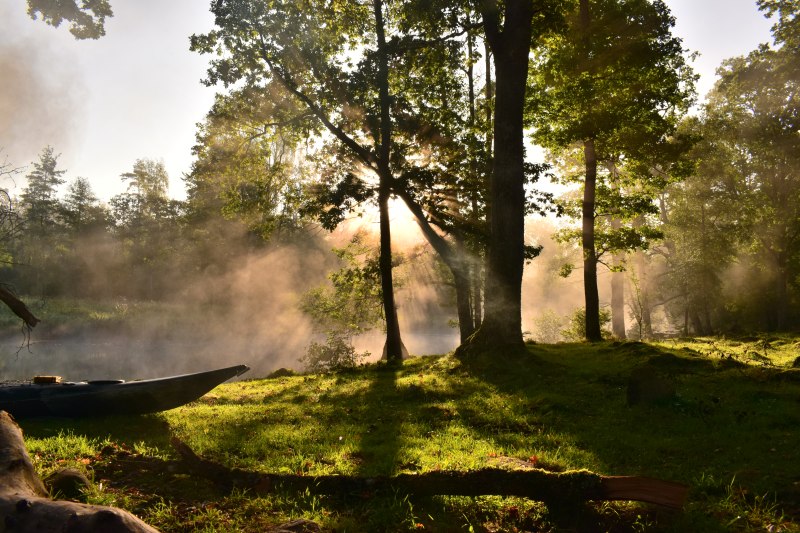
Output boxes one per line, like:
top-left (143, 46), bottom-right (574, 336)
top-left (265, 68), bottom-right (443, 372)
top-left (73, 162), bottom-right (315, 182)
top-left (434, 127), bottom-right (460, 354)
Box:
top-left (171, 437), bottom-right (688, 509)
top-left (0, 286), bottom-right (40, 328)
top-left (0, 411), bottom-right (159, 532)
top-left (601, 476), bottom-right (689, 509)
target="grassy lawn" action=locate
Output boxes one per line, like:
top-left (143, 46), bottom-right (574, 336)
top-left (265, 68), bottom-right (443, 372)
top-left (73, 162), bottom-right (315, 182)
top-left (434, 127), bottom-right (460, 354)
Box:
top-left (16, 337), bottom-right (800, 532)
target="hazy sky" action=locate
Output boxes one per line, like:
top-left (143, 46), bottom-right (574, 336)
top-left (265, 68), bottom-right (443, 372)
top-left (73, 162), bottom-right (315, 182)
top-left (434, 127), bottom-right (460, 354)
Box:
top-left (1, 0), bottom-right (774, 201)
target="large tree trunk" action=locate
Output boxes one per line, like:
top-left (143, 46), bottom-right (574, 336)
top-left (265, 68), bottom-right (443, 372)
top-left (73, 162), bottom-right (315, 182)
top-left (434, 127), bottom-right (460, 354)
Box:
top-left (374, 0), bottom-right (404, 362)
top-left (457, 0), bottom-right (534, 356)
top-left (583, 138), bottom-right (602, 342)
top-left (0, 411), bottom-right (158, 532)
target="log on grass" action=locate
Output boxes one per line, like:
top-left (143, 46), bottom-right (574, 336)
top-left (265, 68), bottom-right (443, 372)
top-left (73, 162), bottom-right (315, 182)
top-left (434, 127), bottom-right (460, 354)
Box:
top-left (0, 411), bottom-right (158, 532)
top-left (171, 437), bottom-right (688, 509)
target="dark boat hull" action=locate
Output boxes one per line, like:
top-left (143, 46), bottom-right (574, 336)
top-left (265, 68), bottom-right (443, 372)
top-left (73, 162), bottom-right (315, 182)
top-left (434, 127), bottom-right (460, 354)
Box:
top-left (0, 364), bottom-right (249, 418)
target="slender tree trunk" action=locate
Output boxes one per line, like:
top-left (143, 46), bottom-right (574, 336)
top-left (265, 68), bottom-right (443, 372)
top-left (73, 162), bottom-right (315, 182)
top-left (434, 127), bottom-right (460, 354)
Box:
top-left (583, 138), bottom-right (602, 342)
top-left (633, 250), bottom-right (653, 339)
top-left (474, 39), bottom-right (493, 332)
top-left (773, 248), bottom-right (789, 331)
top-left (396, 189), bottom-right (476, 343)
top-left (608, 166), bottom-right (626, 339)
top-left (611, 262), bottom-right (626, 339)
top-left (454, 265), bottom-right (476, 342)
top-left (457, 0), bottom-right (533, 356)
top-left (374, 0), bottom-right (403, 362)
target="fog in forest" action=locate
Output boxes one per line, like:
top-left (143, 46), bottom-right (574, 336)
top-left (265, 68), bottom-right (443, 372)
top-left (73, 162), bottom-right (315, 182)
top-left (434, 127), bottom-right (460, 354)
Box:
top-left (0, 207), bottom-right (598, 381)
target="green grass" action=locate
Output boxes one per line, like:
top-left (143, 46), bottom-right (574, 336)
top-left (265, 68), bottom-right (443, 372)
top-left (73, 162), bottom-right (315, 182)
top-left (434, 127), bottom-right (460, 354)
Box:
top-left (18, 337), bottom-right (800, 532)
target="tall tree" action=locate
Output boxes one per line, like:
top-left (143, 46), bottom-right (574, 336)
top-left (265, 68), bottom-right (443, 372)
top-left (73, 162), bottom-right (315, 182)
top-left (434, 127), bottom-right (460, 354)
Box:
top-left (455, 0), bottom-right (537, 355)
top-left (61, 177), bottom-right (108, 232)
top-left (111, 159), bottom-right (185, 299)
top-left (17, 146), bottom-right (68, 294)
top-left (193, 0), bottom-right (412, 362)
top-left (20, 146), bottom-right (66, 232)
top-left (528, 0), bottom-right (693, 341)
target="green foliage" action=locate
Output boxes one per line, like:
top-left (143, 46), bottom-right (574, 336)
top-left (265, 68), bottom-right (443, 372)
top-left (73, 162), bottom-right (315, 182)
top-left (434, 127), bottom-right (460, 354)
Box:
top-left (61, 177), bottom-right (108, 232)
top-left (120, 159), bottom-right (169, 202)
top-left (20, 146), bottom-right (66, 232)
top-left (656, 10), bottom-right (800, 332)
top-left (561, 307), bottom-right (611, 341)
top-left (532, 309), bottom-right (565, 343)
top-left (187, 89), bottom-right (312, 240)
top-left (300, 234), bottom-right (385, 372)
top-left (26, 0), bottom-right (113, 39)
top-left (301, 331), bottom-right (370, 373)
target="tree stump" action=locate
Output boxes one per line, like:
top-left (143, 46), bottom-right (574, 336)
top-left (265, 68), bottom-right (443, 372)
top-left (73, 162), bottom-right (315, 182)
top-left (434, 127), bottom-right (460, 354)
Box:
top-left (0, 411), bottom-right (159, 532)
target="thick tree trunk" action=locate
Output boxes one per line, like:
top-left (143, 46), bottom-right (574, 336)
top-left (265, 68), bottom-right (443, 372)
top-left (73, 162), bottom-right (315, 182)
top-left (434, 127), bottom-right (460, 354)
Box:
top-left (583, 138), bottom-right (602, 342)
top-left (458, 0), bottom-right (534, 356)
top-left (0, 411), bottom-right (158, 532)
top-left (374, 0), bottom-right (404, 362)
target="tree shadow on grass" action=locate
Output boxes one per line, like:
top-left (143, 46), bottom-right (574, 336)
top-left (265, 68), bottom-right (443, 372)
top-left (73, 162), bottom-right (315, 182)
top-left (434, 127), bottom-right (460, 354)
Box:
top-left (453, 341), bottom-right (800, 528)
top-left (20, 412), bottom-right (174, 450)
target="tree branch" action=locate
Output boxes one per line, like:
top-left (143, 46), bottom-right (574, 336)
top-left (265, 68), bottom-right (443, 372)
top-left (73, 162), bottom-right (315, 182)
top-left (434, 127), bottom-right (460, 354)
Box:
top-left (0, 286), bottom-right (39, 328)
top-left (256, 32), bottom-right (379, 172)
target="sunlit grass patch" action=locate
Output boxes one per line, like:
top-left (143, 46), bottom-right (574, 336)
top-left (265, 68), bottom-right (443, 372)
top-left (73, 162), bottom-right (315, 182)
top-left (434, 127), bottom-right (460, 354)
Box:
top-left (17, 340), bottom-right (800, 531)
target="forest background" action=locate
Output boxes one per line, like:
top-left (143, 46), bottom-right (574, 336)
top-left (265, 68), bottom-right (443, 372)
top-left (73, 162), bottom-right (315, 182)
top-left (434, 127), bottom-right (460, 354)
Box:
top-left (0, 0), bottom-right (798, 379)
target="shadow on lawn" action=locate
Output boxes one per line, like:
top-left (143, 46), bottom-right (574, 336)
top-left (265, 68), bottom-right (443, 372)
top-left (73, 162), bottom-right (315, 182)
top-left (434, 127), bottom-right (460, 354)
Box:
top-left (456, 341), bottom-right (800, 526)
top-left (20, 412), bottom-right (174, 449)
top-left (354, 365), bottom-right (402, 477)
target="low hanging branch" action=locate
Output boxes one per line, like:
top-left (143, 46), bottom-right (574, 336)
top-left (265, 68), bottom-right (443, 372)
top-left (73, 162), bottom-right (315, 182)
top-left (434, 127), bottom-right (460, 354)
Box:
top-left (171, 437), bottom-right (688, 509)
top-left (0, 412), bottom-right (158, 532)
top-left (0, 286), bottom-right (40, 328)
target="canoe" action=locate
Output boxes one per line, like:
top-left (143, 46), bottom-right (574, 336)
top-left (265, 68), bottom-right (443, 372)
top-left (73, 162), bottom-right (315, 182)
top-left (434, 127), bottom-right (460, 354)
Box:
top-left (0, 364), bottom-right (250, 418)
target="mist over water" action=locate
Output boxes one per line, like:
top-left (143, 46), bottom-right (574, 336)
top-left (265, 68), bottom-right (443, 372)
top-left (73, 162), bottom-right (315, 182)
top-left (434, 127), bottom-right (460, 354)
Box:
top-left (0, 209), bottom-right (595, 382)
top-left (0, 240), bottom-right (333, 381)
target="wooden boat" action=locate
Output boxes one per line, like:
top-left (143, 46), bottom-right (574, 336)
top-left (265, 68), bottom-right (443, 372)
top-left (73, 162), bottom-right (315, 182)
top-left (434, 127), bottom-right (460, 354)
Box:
top-left (0, 364), bottom-right (249, 418)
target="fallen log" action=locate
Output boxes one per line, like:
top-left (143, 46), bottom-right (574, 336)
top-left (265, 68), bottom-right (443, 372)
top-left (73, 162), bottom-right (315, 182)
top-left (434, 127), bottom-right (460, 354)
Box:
top-left (171, 437), bottom-right (688, 509)
top-left (0, 286), bottom-right (40, 328)
top-left (0, 411), bottom-right (159, 532)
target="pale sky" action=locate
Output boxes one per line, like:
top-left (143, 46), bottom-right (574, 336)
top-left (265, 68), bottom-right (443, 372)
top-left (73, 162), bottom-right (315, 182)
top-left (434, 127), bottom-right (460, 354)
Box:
top-left (0, 0), bottom-right (775, 201)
